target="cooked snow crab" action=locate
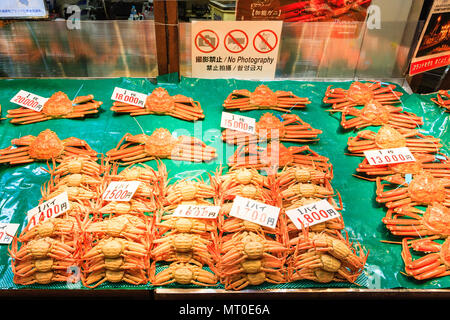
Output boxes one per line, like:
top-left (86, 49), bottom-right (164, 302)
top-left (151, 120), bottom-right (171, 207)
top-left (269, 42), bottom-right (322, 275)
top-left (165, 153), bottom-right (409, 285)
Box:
top-left (46, 155), bottom-right (104, 178)
top-left (223, 269), bottom-right (286, 290)
top-left (12, 257), bottom-right (76, 279)
top-left (382, 203), bottom-right (450, 238)
top-left (9, 237), bottom-right (76, 261)
top-left (223, 85), bottom-right (311, 112)
top-left (18, 216), bottom-right (80, 243)
top-left (163, 179), bottom-right (215, 210)
top-left (151, 233), bottom-right (215, 266)
top-left (97, 199), bottom-right (156, 217)
top-left (288, 230), bottom-right (368, 284)
top-left (431, 90), bottom-right (450, 111)
top-left (347, 125), bottom-right (442, 156)
top-left (337, 100), bottom-right (423, 130)
top-left (150, 261), bottom-right (218, 286)
top-left (82, 269), bottom-right (148, 288)
top-left (222, 112), bottom-right (322, 145)
top-left (155, 215), bottom-right (217, 237)
top-left (106, 128), bottom-right (217, 165)
top-left (13, 270), bottom-right (76, 285)
top-left (375, 172), bottom-right (450, 210)
top-left (219, 231), bottom-right (288, 267)
top-left (354, 153), bottom-right (450, 180)
top-left (401, 236), bottom-right (450, 280)
top-left (323, 81), bottom-right (403, 110)
top-left (228, 142), bottom-right (332, 172)
top-left (111, 87), bottom-right (205, 121)
top-left (81, 237), bottom-right (149, 263)
top-left (276, 164), bottom-right (333, 188)
top-left (0, 129), bottom-right (98, 165)
top-left (7, 91), bottom-right (102, 125)
top-left (280, 179), bottom-right (335, 203)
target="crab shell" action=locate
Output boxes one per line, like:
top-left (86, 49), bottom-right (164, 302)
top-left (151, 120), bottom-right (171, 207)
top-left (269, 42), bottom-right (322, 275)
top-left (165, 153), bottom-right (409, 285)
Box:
top-left (144, 87), bottom-right (175, 114)
top-left (42, 91), bottom-right (74, 117)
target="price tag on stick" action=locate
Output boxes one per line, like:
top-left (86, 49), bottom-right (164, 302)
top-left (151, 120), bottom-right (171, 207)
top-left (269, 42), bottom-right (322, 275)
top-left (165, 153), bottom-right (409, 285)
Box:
top-left (102, 181), bottom-right (141, 202)
top-left (221, 111), bottom-right (256, 134)
top-left (229, 195), bottom-right (280, 229)
top-left (111, 87), bottom-right (147, 108)
top-left (0, 223), bottom-right (20, 245)
top-left (10, 90), bottom-right (48, 112)
top-left (364, 147), bottom-right (415, 166)
top-left (285, 199), bottom-right (341, 229)
top-left (173, 205), bottom-right (221, 219)
top-left (27, 192), bottom-right (70, 230)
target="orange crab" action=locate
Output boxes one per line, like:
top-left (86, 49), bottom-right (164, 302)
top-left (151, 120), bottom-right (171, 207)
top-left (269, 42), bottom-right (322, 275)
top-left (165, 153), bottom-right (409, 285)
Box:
top-left (401, 237), bottom-right (450, 280)
top-left (337, 100), bottom-right (423, 130)
top-left (382, 203), bottom-right (450, 238)
top-left (222, 112), bottom-right (322, 145)
top-left (150, 261), bottom-right (218, 286)
top-left (347, 125), bottom-right (442, 156)
top-left (7, 91), bottom-right (102, 125)
top-left (323, 81), bottom-right (403, 110)
top-left (223, 85), bottom-right (311, 112)
top-left (431, 90), bottom-right (450, 111)
top-left (105, 128), bottom-right (217, 165)
top-left (0, 129), bottom-right (98, 165)
top-left (111, 87), bottom-right (205, 121)
top-left (228, 142), bottom-right (332, 172)
top-left (375, 172), bottom-right (450, 210)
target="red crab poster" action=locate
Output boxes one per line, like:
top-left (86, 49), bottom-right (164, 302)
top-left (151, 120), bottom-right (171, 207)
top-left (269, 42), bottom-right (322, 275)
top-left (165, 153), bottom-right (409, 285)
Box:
top-left (235, 0), bottom-right (372, 22)
top-left (409, 0), bottom-right (450, 76)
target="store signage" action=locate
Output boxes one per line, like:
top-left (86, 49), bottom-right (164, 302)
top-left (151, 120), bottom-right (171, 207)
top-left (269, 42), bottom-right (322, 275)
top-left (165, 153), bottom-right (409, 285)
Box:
top-left (173, 204), bottom-right (221, 219)
top-left (10, 90), bottom-right (48, 112)
top-left (229, 195), bottom-right (280, 229)
top-left (0, 223), bottom-right (20, 245)
top-left (363, 147), bottom-right (415, 166)
top-left (285, 199), bottom-right (341, 229)
top-left (27, 192), bottom-right (70, 229)
top-left (0, 0), bottom-right (47, 18)
top-left (409, 0), bottom-right (450, 76)
top-left (111, 87), bottom-right (147, 108)
top-left (220, 111), bottom-right (256, 134)
top-left (191, 20), bottom-right (283, 79)
top-left (102, 181), bottom-right (141, 202)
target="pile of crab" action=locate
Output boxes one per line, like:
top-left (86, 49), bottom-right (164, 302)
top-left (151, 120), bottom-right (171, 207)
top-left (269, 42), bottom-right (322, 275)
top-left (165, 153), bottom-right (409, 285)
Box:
top-left (324, 81), bottom-right (450, 282)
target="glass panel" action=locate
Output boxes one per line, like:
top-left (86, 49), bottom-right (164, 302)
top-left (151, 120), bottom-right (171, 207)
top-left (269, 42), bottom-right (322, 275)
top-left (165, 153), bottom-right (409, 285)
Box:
top-left (0, 20), bottom-right (158, 78)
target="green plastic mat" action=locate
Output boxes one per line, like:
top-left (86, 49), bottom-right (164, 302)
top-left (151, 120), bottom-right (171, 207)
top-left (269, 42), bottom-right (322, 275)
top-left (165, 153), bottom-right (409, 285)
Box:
top-left (0, 76), bottom-right (448, 290)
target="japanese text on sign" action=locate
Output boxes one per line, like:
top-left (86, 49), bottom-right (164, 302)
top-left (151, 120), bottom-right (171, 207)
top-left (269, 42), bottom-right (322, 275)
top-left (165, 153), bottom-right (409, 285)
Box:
top-left (285, 199), bottom-right (341, 229)
top-left (10, 90), bottom-right (48, 112)
top-left (102, 181), bottom-right (141, 202)
top-left (364, 147), bottom-right (415, 166)
top-left (220, 111), bottom-right (256, 134)
top-left (111, 87), bottom-right (147, 108)
top-left (173, 205), bottom-right (221, 219)
top-left (27, 192), bottom-right (70, 230)
top-left (192, 21), bottom-right (282, 79)
top-left (0, 223), bottom-right (20, 245)
top-left (229, 195), bottom-right (280, 229)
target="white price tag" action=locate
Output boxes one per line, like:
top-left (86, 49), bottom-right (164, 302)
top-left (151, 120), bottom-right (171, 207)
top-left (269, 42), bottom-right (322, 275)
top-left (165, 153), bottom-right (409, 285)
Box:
top-left (27, 192), bottom-right (70, 229)
top-left (102, 181), bottom-right (141, 202)
top-left (221, 111), bottom-right (256, 134)
top-left (111, 87), bottom-right (147, 108)
top-left (10, 90), bottom-right (48, 112)
top-left (229, 195), bottom-right (280, 229)
top-left (286, 199), bottom-right (341, 229)
top-left (173, 205), bottom-right (221, 219)
top-left (0, 223), bottom-right (20, 245)
top-left (364, 147), bottom-right (415, 166)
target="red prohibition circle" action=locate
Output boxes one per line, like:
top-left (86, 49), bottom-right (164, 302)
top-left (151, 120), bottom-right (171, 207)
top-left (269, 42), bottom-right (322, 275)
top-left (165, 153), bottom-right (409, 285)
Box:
top-left (253, 29), bottom-right (278, 54)
top-left (194, 29), bottom-right (219, 54)
top-left (224, 29), bottom-right (248, 53)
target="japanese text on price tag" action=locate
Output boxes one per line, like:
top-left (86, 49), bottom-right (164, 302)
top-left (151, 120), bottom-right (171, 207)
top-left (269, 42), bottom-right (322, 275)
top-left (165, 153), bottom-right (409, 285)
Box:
top-left (220, 111), bottom-right (256, 134)
top-left (285, 199), bottom-right (341, 229)
top-left (10, 90), bottom-right (48, 112)
top-left (173, 205), bottom-right (221, 219)
top-left (27, 192), bottom-right (70, 230)
top-left (229, 196), bottom-right (280, 228)
top-left (364, 147), bottom-right (415, 166)
top-left (111, 87), bottom-right (147, 108)
top-left (102, 181), bottom-right (141, 202)
top-left (0, 223), bottom-right (20, 245)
